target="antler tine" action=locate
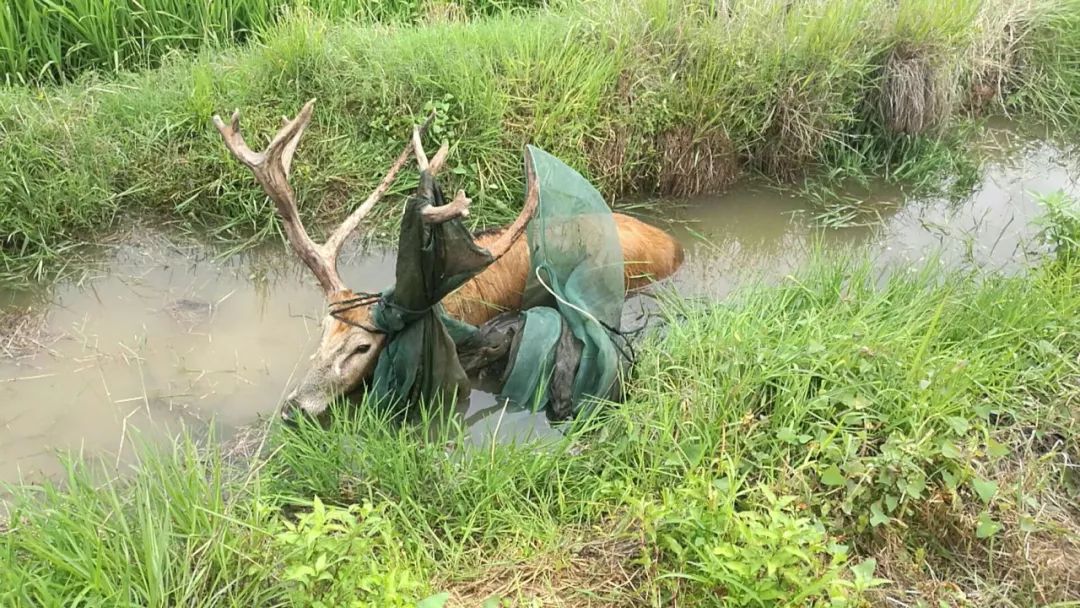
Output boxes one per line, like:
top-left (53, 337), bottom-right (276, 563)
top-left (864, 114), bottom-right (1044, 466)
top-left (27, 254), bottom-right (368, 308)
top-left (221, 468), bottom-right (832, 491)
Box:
top-left (213, 98), bottom-right (345, 295)
top-left (213, 109), bottom-right (258, 167)
top-left (323, 110), bottom-right (438, 259)
top-left (481, 152), bottom-right (539, 260)
top-left (412, 125), bottom-right (430, 171)
top-left (279, 113), bottom-right (310, 176)
top-left (427, 141), bottom-right (451, 176)
top-left (410, 116), bottom-right (450, 176)
top-left (216, 103), bottom-right (442, 291)
top-left (267, 98), bottom-right (315, 176)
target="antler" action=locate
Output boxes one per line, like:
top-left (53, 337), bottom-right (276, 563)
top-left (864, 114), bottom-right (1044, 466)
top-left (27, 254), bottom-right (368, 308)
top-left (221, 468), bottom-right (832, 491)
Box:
top-left (482, 152), bottom-right (539, 259)
top-left (324, 111), bottom-right (436, 260)
top-left (411, 128), bottom-right (539, 258)
top-left (411, 125), bottom-right (471, 225)
top-left (213, 99), bottom-right (434, 294)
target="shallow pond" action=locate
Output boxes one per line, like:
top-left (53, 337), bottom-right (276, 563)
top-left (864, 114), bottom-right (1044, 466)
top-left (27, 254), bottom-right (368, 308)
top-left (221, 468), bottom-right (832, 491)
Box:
top-left (1, 135), bottom-right (1077, 487)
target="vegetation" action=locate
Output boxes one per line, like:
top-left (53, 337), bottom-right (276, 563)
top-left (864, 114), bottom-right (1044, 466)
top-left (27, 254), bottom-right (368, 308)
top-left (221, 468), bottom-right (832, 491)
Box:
top-left (3, 0), bottom-right (1080, 283)
top-left (0, 0), bottom-right (548, 85)
top-left (4, 2), bottom-right (1080, 605)
top-left (3, 199), bottom-right (1078, 607)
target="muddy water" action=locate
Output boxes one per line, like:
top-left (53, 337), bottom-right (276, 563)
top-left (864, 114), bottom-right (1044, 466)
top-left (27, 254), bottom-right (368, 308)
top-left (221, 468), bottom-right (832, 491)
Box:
top-left (2, 137), bottom-right (1078, 487)
top-left (0, 237), bottom-right (386, 485)
top-left (669, 138), bottom-right (1079, 297)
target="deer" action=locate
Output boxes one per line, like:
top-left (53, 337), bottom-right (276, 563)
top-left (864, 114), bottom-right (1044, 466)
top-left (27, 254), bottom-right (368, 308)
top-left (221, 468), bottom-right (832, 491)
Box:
top-left (213, 99), bottom-right (685, 420)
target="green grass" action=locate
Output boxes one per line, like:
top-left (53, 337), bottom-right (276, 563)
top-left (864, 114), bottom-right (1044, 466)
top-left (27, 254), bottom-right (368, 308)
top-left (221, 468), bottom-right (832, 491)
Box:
top-left (0, 0), bottom-right (549, 85)
top-left (3, 203), bottom-right (1078, 607)
top-left (3, 0), bottom-right (1080, 284)
top-left (1, 436), bottom-right (284, 606)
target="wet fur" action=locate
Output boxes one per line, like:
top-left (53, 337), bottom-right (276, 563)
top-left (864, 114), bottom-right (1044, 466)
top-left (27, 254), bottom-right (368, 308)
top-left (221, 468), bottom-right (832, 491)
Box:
top-left (443, 213), bottom-right (684, 326)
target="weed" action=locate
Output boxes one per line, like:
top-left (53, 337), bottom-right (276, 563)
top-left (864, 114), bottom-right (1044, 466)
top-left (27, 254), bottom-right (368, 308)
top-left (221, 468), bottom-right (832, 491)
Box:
top-left (1, 234), bottom-right (1077, 605)
top-left (269, 497), bottom-right (430, 607)
top-left (0, 433), bottom-right (284, 606)
top-left (648, 479), bottom-right (884, 606)
top-left (1034, 189), bottom-right (1080, 263)
top-left (3, 0), bottom-right (1080, 282)
top-left (0, 0), bottom-right (550, 85)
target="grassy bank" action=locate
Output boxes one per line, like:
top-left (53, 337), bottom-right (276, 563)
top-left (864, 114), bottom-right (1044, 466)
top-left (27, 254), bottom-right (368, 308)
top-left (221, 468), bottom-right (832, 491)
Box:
top-left (3, 0), bottom-right (1080, 283)
top-left (3, 201), bottom-right (1078, 607)
top-left (0, 0), bottom-right (548, 85)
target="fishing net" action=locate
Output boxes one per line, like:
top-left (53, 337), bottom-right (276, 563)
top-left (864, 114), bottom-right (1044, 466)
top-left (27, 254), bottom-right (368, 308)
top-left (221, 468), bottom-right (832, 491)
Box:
top-left (369, 145), bottom-right (627, 419)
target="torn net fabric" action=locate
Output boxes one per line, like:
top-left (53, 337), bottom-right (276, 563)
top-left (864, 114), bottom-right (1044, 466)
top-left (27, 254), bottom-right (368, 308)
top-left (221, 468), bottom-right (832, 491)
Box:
top-left (369, 145), bottom-right (627, 419)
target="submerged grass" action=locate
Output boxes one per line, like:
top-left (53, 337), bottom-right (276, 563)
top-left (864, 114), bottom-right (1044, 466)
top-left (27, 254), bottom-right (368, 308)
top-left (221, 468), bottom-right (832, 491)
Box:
top-left (3, 204), bottom-right (1078, 606)
top-left (2, 0), bottom-right (1080, 284)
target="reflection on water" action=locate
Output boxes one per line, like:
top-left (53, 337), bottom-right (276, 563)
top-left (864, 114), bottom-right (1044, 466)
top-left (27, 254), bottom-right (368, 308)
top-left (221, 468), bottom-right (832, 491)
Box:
top-left (669, 139), bottom-right (1078, 298)
top-left (0, 236), bottom-right (386, 484)
top-left (1, 137), bottom-right (1077, 487)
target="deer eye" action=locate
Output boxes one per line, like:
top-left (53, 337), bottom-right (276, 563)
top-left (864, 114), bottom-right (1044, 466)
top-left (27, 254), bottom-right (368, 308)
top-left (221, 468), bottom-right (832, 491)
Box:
top-left (353, 344), bottom-right (372, 355)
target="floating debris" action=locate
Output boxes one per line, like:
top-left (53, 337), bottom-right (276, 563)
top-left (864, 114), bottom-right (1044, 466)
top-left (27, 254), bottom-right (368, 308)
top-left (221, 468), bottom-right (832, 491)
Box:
top-left (0, 307), bottom-right (58, 360)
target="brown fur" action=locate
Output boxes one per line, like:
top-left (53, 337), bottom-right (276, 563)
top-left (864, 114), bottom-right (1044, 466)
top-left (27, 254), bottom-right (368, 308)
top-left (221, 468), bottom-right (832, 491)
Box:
top-left (444, 213), bottom-right (684, 326)
top-left (283, 213), bottom-right (683, 416)
top-left (326, 291), bottom-right (379, 337)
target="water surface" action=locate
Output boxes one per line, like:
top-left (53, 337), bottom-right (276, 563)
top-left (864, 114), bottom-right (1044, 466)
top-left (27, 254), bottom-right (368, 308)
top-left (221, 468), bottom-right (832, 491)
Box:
top-left (1, 136), bottom-right (1077, 487)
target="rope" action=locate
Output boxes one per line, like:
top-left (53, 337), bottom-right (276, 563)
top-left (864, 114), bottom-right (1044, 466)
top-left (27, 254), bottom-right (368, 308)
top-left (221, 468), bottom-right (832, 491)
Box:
top-left (328, 290), bottom-right (445, 334)
top-left (328, 292), bottom-right (385, 333)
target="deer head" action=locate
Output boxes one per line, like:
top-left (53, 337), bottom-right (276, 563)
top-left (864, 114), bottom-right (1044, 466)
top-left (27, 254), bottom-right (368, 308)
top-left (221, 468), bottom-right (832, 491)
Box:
top-left (215, 100), bottom-right (538, 421)
top-left (213, 99), bottom-right (455, 420)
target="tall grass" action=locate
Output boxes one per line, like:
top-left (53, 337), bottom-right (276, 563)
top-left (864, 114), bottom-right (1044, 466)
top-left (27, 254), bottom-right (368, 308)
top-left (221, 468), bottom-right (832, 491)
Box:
top-left (3, 205), bottom-right (1078, 606)
top-left (2, 0), bottom-right (1079, 283)
top-left (1, 435), bottom-right (284, 606)
top-left (0, 0), bottom-right (549, 85)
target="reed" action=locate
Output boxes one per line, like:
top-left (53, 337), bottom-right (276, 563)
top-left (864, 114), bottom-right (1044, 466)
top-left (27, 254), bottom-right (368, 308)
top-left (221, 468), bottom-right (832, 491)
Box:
top-left (1, 0), bottom-right (1078, 285)
top-left (0, 0), bottom-right (549, 85)
top-left (4, 205), bottom-right (1078, 605)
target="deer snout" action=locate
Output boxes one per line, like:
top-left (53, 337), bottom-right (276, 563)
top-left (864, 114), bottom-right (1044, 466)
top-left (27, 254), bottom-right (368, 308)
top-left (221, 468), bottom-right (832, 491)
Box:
top-left (280, 395), bottom-right (303, 424)
top-left (281, 381), bottom-right (333, 422)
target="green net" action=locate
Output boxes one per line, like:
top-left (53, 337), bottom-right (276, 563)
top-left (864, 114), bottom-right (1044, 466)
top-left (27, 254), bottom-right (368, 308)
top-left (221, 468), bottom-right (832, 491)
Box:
top-left (500, 145), bottom-right (625, 416)
top-left (369, 145), bottom-right (626, 418)
top-left (368, 170), bottom-right (494, 406)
